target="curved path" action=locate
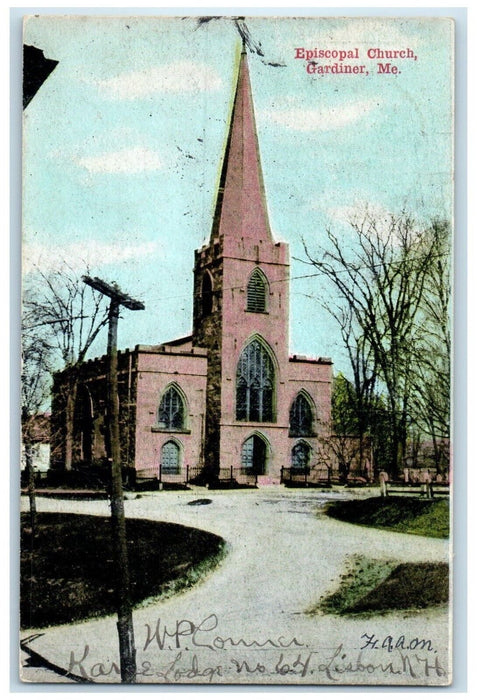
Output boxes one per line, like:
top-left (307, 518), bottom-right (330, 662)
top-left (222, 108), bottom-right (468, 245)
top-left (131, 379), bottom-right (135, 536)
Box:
top-left (20, 487), bottom-right (451, 686)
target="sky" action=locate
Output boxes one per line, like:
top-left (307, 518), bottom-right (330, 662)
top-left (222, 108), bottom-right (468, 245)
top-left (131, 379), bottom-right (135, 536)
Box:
top-left (22, 14), bottom-right (454, 374)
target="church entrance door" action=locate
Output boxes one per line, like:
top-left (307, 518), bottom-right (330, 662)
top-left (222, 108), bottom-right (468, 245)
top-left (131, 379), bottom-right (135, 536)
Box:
top-left (161, 441), bottom-right (180, 475)
top-left (242, 435), bottom-right (267, 475)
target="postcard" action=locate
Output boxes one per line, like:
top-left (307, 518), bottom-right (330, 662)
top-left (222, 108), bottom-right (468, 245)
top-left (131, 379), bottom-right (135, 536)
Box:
top-left (20, 14), bottom-right (454, 685)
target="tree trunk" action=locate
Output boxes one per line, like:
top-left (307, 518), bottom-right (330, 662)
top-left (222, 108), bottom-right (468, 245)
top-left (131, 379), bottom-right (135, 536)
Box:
top-left (431, 432), bottom-right (442, 475)
top-left (24, 437), bottom-right (37, 534)
top-left (64, 376), bottom-right (78, 471)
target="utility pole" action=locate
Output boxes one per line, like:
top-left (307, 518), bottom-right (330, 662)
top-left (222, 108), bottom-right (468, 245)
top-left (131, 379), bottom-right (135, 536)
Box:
top-left (82, 276), bottom-right (144, 684)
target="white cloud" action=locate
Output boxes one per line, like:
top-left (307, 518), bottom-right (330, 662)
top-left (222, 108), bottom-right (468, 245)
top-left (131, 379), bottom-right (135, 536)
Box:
top-left (324, 201), bottom-right (422, 246)
top-left (77, 147), bottom-right (163, 174)
top-left (286, 17), bottom-right (427, 52)
top-left (326, 201), bottom-right (391, 225)
top-left (23, 239), bottom-right (161, 275)
top-left (93, 62), bottom-right (222, 99)
top-left (259, 100), bottom-right (378, 132)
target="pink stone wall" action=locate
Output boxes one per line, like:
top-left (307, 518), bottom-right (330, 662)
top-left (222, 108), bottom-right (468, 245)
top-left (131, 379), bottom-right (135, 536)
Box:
top-left (211, 227), bottom-right (333, 480)
top-left (218, 357), bottom-right (332, 480)
top-left (288, 358), bottom-right (333, 429)
top-left (134, 350), bottom-right (207, 479)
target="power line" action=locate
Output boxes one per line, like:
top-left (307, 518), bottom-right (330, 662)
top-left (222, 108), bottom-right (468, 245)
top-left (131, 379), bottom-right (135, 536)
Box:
top-left (138, 249), bottom-right (449, 306)
top-left (22, 316), bottom-right (87, 331)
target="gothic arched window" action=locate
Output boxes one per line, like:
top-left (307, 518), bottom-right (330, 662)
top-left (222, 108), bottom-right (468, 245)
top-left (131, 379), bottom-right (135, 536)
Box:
top-left (158, 386), bottom-right (185, 430)
top-left (289, 392), bottom-right (314, 436)
top-left (247, 268), bottom-right (268, 313)
top-left (202, 272), bottom-right (213, 316)
top-left (236, 339), bottom-right (275, 422)
top-left (291, 441), bottom-right (311, 472)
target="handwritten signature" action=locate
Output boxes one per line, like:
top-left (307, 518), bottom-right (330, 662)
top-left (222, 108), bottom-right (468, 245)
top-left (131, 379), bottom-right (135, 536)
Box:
top-left (65, 615), bottom-right (447, 683)
top-left (143, 613), bottom-right (304, 651)
top-left (67, 644), bottom-right (447, 683)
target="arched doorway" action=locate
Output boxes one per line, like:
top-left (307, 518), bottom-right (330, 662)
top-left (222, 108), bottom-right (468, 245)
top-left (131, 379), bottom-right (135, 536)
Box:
top-left (161, 440), bottom-right (181, 475)
top-left (241, 434), bottom-right (268, 475)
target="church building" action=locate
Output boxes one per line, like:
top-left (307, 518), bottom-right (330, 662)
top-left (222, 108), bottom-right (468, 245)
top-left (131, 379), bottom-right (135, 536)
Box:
top-left (50, 45), bottom-right (333, 486)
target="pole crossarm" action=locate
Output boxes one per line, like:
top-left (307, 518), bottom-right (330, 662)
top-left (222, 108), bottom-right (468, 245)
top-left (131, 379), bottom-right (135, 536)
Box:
top-left (82, 276), bottom-right (145, 310)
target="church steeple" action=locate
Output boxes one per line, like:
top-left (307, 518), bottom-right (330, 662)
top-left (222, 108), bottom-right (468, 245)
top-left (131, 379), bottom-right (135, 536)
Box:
top-left (210, 43), bottom-right (273, 247)
top-left (192, 43), bottom-right (290, 480)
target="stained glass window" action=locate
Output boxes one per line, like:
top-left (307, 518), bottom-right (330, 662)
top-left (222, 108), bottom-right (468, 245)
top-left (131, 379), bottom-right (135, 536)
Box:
top-left (289, 392), bottom-right (313, 436)
top-left (158, 386), bottom-right (185, 430)
top-left (236, 340), bottom-right (275, 422)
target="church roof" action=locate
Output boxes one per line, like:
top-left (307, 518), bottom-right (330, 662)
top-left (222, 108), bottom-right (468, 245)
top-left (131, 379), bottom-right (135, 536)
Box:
top-left (210, 42), bottom-right (273, 245)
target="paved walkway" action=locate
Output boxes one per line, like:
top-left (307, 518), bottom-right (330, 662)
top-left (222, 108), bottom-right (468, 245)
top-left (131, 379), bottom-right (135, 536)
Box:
top-left (19, 487), bottom-right (451, 686)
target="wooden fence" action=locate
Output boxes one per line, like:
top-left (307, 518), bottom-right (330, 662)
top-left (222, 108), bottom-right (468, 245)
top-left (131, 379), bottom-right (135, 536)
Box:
top-left (379, 470), bottom-right (450, 498)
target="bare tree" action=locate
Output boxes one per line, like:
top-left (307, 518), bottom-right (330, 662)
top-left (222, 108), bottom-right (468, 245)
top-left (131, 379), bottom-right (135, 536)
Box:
top-left (303, 210), bottom-right (445, 478)
top-left (408, 220), bottom-right (451, 474)
top-left (21, 316), bottom-right (54, 531)
top-left (316, 431), bottom-right (362, 483)
top-left (328, 311), bottom-right (377, 474)
top-left (23, 265), bottom-right (109, 470)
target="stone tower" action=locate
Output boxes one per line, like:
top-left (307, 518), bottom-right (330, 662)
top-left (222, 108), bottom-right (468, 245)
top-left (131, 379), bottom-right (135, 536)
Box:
top-left (193, 44), bottom-right (290, 479)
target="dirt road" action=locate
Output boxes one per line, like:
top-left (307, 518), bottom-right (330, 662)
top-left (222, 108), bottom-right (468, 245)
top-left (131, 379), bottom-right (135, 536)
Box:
top-left (20, 487), bottom-right (450, 686)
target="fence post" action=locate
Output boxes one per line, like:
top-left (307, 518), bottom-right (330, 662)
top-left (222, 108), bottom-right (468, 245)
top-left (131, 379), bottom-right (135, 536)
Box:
top-left (186, 464), bottom-right (189, 484)
top-left (280, 466), bottom-right (283, 484)
top-left (423, 471), bottom-right (432, 498)
top-left (379, 471), bottom-right (387, 498)
top-left (230, 465), bottom-right (233, 482)
top-left (158, 463), bottom-right (163, 491)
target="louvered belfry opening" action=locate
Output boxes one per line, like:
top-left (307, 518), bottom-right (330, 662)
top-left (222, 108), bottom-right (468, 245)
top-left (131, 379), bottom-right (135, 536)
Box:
top-left (247, 268), bottom-right (267, 312)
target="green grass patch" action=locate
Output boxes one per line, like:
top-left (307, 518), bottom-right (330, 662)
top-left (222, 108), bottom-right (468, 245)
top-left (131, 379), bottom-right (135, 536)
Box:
top-left (325, 496), bottom-right (449, 538)
top-left (310, 555), bottom-right (449, 616)
top-left (21, 513), bottom-right (227, 629)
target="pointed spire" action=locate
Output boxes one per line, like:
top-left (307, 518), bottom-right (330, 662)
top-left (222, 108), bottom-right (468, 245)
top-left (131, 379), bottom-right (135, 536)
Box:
top-left (210, 43), bottom-right (273, 246)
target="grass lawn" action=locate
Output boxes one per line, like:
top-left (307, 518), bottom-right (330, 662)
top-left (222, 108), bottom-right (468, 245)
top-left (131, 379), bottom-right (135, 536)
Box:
top-left (325, 496), bottom-right (449, 538)
top-left (310, 555), bottom-right (449, 617)
top-left (310, 497), bottom-right (450, 616)
top-left (21, 513), bottom-right (227, 630)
